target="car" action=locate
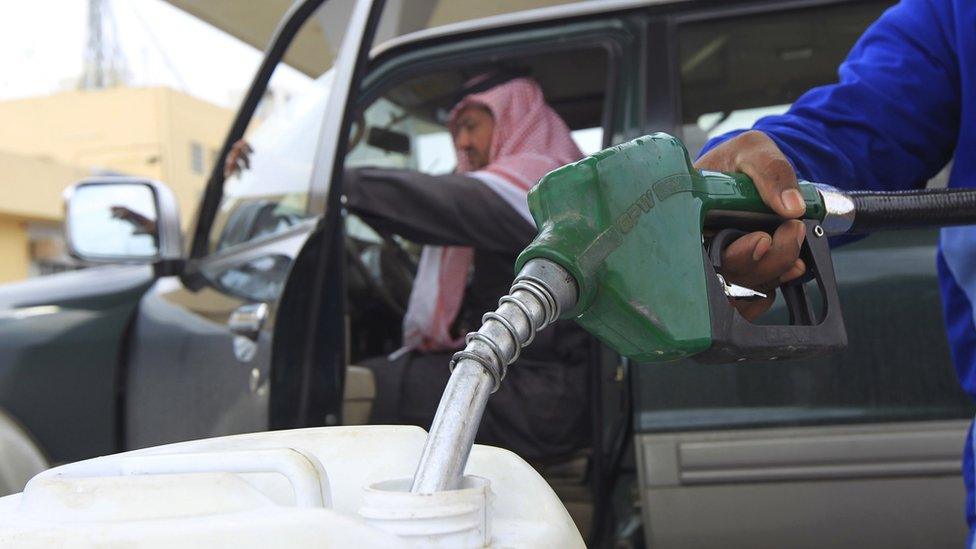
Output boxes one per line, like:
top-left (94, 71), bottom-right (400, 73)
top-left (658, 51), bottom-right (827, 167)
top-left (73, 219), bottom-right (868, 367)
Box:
top-left (1, 0), bottom-right (970, 546)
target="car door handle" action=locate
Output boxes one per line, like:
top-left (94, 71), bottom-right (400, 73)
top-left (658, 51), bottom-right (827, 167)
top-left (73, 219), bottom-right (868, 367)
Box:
top-left (229, 303), bottom-right (268, 340)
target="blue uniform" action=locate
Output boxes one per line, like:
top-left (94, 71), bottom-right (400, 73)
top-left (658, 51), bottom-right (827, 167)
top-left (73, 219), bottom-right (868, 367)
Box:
top-left (700, 0), bottom-right (976, 539)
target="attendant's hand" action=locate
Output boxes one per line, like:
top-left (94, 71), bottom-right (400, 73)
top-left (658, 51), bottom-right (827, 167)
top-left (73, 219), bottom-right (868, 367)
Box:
top-left (694, 130), bottom-right (808, 320)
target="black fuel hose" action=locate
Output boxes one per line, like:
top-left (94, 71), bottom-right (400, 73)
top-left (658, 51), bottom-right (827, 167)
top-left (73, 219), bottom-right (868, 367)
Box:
top-left (847, 188), bottom-right (976, 234)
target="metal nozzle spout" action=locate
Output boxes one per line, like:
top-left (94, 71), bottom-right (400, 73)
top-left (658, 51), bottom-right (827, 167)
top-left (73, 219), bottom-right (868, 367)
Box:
top-left (410, 258), bottom-right (578, 494)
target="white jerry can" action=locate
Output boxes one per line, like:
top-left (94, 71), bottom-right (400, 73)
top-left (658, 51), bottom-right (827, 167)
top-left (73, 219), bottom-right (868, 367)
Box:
top-left (0, 425), bottom-right (583, 548)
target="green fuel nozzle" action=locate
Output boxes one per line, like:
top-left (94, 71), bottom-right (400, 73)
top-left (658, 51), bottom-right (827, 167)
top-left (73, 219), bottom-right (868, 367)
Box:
top-left (515, 132), bottom-right (841, 364)
top-left (411, 132), bottom-right (976, 493)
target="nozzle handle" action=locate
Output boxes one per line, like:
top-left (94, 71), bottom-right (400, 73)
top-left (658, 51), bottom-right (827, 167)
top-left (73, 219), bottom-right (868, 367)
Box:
top-left (698, 172), bottom-right (826, 222)
top-left (697, 219), bottom-right (848, 364)
top-left (703, 175), bottom-right (976, 237)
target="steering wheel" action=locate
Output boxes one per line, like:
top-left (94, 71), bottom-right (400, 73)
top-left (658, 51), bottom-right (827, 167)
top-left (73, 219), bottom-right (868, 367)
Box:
top-left (348, 110), bottom-right (367, 151)
top-left (344, 222), bottom-right (416, 318)
top-left (344, 111), bottom-right (417, 319)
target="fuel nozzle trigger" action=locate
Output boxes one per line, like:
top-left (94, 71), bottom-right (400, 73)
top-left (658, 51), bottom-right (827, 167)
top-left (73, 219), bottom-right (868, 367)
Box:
top-left (706, 231), bottom-right (767, 302)
top-left (697, 220), bottom-right (847, 364)
top-left (715, 275), bottom-right (767, 301)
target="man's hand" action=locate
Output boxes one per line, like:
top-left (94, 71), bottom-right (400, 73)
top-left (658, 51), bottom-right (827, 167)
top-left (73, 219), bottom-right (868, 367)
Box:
top-left (224, 139), bottom-right (253, 178)
top-left (694, 130), bottom-right (807, 320)
top-left (111, 205), bottom-right (157, 235)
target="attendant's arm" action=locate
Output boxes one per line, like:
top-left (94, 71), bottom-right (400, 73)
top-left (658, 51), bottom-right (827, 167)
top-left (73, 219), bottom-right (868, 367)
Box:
top-left (343, 167), bottom-right (536, 253)
top-left (696, 0), bottom-right (960, 319)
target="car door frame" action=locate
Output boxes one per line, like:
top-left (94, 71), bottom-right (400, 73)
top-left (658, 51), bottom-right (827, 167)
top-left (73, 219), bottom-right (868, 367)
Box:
top-left (263, 0), bottom-right (392, 431)
top-left (122, 0), bottom-right (387, 447)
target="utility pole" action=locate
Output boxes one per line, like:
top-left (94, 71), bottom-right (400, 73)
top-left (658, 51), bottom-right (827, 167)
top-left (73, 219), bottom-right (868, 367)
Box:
top-left (79, 0), bottom-right (129, 90)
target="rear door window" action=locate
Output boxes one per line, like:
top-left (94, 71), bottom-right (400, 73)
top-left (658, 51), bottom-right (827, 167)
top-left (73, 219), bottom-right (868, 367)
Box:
top-left (678, 1), bottom-right (893, 157)
top-left (636, 0), bottom-right (975, 433)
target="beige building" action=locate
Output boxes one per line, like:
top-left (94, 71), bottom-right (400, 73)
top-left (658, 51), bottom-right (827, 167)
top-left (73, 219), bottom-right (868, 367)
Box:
top-left (0, 86), bottom-right (233, 283)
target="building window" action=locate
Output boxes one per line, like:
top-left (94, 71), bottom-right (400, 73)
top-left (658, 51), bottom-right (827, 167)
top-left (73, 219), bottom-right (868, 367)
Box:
top-left (190, 142), bottom-right (205, 174)
top-left (27, 222), bottom-right (80, 278)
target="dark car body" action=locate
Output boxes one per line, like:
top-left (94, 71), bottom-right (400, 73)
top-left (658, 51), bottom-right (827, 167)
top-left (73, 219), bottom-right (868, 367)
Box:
top-left (0, 265), bottom-right (153, 462)
top-left (1, 0), bottom-right (971, 546)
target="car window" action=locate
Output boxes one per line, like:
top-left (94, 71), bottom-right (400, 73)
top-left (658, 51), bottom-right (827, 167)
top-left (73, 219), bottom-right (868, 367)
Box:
top-left (344, 46), bottom-right (609, 247)
top-left (207, 4), bottom-right (340, 254)
top-left (677, 1), bottom-right (893, 158)
top-left (217, 254), bottom-right (291, 303)
top-left (571, 127), bottom-right (605, 156)
top-left (345, 99), bottom-right (604, 175)
top-left (343, 97), bottom-right (449, 244)
top-left (342, 45), bottom-right (612, 363)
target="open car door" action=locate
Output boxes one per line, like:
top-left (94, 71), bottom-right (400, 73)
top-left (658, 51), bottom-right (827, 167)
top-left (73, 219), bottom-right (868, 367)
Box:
top-left (123, 0), bottom-right (383, 449)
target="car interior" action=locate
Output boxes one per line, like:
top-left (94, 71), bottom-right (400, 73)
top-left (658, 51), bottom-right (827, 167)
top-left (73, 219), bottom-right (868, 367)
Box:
top-left (342, 45), bottom-right (611, 365)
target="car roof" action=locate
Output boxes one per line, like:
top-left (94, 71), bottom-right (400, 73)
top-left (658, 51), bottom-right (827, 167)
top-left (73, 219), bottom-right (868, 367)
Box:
top-left (372, 0), bottom-right (680, 58)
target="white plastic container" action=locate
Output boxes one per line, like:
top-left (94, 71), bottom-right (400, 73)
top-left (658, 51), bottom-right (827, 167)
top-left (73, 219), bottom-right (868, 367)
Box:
top-left (0, 425), bottom-right (583, 548)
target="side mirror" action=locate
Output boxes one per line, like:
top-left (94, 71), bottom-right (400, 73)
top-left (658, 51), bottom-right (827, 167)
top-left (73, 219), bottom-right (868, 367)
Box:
top-left (63, 177), bottom-right (183, 265)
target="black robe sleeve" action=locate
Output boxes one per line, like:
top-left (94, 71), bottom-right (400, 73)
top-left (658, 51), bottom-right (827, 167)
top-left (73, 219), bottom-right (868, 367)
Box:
top-left (342, 167), bottom-right (537, 253)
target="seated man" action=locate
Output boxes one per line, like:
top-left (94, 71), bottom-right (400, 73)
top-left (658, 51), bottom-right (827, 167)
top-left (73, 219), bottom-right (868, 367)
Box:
top-left (345, 75), bottom-right (591, 463)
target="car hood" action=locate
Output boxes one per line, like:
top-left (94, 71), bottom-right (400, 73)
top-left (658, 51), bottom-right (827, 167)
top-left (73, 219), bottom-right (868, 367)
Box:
top-left (0, 265), bottom-right (156, 312)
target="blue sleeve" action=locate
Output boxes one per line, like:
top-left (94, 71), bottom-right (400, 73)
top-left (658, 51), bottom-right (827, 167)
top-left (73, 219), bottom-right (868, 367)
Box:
top-left (699, 0), bottom-right (960, 192)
